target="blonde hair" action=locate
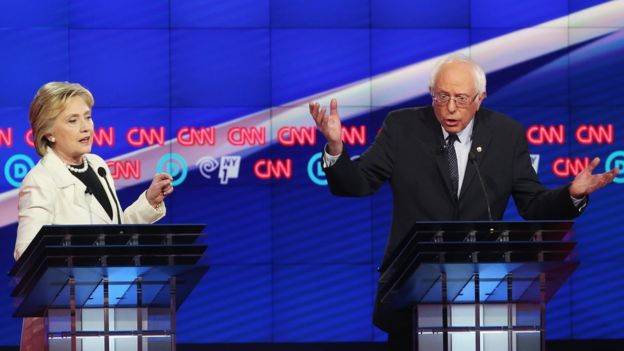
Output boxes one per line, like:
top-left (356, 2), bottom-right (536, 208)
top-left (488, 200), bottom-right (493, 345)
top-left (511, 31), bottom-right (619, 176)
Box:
top-left (29, 82), bottom-right (94, 157)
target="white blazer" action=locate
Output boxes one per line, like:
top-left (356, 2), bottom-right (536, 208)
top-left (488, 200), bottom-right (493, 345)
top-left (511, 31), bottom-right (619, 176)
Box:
top-left (15, 147), bottom-right (165, 260)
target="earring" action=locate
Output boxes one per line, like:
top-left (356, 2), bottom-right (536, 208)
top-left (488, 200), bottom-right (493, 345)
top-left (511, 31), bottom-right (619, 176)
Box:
top-left (48, 136), bottom-right (56, 143)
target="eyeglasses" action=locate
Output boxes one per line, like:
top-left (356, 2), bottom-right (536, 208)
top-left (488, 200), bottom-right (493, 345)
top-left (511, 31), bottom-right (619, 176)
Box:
top-left (431, 93), bottom-right (479, 107)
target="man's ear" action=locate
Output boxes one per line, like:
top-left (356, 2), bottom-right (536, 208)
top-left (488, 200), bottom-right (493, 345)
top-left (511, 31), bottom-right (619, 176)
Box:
top-left (476, 91), bottom-right (487, 110)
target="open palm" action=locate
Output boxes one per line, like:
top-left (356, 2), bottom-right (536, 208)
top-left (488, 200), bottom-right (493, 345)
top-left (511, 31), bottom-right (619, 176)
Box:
top-left (570, 157), bottom-right (619, 198)
top-left (309, 98), bottom-right (343, 155)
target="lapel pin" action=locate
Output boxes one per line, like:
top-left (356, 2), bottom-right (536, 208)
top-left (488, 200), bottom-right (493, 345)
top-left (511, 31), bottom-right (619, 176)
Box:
top-left (476, 146), bottom-right (482, 153)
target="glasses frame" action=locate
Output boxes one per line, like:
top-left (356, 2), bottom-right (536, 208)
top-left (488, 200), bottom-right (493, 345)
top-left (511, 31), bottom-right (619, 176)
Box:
top-left (431, 92), bottom-right (480, 107)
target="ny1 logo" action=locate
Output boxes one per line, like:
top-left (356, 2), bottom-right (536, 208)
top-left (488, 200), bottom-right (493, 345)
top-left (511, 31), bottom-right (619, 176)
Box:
top-left (196, 156), bottom-right (241, 184)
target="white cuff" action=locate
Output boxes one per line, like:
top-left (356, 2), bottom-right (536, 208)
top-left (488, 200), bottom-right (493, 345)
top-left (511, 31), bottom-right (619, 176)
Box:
top-left (322, 144), bottom-right (340, 168)
top-left (570, 195), bottom-right (586, 211)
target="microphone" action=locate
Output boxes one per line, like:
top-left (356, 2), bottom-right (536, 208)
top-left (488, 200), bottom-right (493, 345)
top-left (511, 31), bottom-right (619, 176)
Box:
top-left (469, 152), bottom-right (493, 221)
top-left (84, 187), bottom-right (94, 224)
top-left (97, 167), bottom-right (122, 224)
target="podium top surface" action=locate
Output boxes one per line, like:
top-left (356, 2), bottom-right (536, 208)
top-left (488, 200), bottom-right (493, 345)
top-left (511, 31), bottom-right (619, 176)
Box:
top-left (9, 224), bottom-right (209, 317)
top-left (11, 224), bottom-right (206, 276)
top-left (380, 220), bottom-right (575, 271)
top-left (33, 223), bottom-right (206, 236)
top-left (16, 222), bottom-right (204, 254)
top-left (376, 221), bottom-right (578, 310)
top-left (404, 220), bottom-right (574, 233)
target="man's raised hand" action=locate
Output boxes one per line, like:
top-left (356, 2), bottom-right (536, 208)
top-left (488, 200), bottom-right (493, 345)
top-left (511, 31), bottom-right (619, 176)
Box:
top-left (309, 98), bottom-right (343, 155)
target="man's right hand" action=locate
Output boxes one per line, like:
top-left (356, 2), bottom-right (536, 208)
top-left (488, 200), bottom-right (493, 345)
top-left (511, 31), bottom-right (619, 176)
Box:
top-left (309, 98), bottom-right (343, 155)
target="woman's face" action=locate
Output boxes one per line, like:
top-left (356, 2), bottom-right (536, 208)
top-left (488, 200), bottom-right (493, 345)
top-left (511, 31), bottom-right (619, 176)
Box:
top-left (48, 96), bottom-right (94, 164)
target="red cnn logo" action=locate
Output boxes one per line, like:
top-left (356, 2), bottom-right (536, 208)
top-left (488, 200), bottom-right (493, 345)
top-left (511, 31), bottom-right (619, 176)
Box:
top-left (341, 125), bottom-right (367, 146)
top-left (575, 124), bottom-right (614, 145)
top-left (552, 157), bottom-right (590, 177)
top-left (0, 128), bottom-right (13, 147)
top-left (253, 159), bottom-right (292, 179)
top-left (127, 127), bottom-right (166, 147)
top-left (277, 127), bottom-right (316, 146)
top-left (526, 125), bottom-right (565, 145)
top-left (25, 129), bottom-right (34, 147)
top-left (228, 127), bottom-right (266, 146)
top-left (93, 127), bottom-right (115, 147)
top-left (177, 127), bottom-right (216, 146)
top-left (106, 160), bottom-right (141, 180)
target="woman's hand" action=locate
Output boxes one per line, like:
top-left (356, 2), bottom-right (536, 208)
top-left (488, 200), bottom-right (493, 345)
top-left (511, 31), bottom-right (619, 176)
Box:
top-left (146, 173), bottom-right (174, 208)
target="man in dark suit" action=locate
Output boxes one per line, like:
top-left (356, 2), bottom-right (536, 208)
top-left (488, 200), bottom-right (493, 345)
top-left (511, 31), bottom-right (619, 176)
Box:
top-left (308, 54), bottom-right (618, 350)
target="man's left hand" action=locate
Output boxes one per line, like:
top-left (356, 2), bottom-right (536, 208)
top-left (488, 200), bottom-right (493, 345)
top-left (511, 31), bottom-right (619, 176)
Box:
top-left (569, 157), bottom-right (619, 198)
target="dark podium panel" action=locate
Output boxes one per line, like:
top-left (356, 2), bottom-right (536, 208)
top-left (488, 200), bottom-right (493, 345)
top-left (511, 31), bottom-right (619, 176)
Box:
top-left (377, 221), bottom-right (578, 351)
top-left (9, 224), bottom-right (208, 351)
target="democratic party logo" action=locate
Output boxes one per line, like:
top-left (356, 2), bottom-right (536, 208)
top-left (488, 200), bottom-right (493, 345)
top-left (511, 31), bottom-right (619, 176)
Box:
top-left (307, 152), bottom-right (327, 186)
top-left (196, 155), bottom-right (241, 185)
top-left (157, 153), bottom-right (188, 186)
top-left (606, 150), bottom-right (624, 184)
top-left (4, 154), bottom-right (35, 188)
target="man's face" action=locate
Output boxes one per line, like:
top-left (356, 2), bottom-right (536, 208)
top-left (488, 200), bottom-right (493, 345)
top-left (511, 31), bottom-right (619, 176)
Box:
top-left (431, 61), bottom-right (486, 134)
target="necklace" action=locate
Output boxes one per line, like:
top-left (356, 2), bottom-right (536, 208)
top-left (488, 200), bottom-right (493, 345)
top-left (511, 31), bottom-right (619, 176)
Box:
top-left (66, 157), bottom-right (88, 173)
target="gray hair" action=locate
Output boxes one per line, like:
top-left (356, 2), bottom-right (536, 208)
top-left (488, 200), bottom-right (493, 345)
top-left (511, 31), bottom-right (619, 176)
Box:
top-left (429, 53), bottom-right (487, 94)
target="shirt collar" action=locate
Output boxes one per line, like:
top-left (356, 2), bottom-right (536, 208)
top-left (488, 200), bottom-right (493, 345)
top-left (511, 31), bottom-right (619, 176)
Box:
top-left (441, 117), bottom-right (475, 144)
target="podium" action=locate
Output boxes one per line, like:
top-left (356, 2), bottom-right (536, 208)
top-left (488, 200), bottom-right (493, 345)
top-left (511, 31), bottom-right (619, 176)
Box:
top-left (9, 224), bottom-right (209, 351)
top-left (377, 221), bottom-right (578, 351)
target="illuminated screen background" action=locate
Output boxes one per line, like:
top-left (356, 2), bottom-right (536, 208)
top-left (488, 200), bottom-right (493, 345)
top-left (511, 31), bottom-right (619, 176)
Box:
top-left (0, 0), bottom-right (623, 345)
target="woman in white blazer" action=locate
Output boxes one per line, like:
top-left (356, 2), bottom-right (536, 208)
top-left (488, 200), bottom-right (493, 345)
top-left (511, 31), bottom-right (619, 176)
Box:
top-left (15, 82), bottom-right (174, 351)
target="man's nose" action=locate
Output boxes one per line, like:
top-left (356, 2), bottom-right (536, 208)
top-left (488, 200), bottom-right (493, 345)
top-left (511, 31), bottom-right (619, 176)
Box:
top-left (446, 98), bottom-right (458, 113)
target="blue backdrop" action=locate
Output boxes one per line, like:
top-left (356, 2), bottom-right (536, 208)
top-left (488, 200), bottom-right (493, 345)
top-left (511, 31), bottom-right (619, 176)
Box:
top-left (0, 0), bottom-right (623, 345)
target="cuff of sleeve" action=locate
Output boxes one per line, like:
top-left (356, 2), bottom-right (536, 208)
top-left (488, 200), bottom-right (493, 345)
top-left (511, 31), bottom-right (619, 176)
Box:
top-left (322, 144), bottom-right (341, 168)
top-left (144, 191), bottom-right (166, 215)
top-left (570, 194), bottom-right (587, 212)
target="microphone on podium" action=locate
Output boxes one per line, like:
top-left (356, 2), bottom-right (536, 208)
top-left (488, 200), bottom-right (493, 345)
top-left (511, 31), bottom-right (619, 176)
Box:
top-left (469, 151), bottom-right (493, 222)
top-left (98, 167), bottom-right (122, 224)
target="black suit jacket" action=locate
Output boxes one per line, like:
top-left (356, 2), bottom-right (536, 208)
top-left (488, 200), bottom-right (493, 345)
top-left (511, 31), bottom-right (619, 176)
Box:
top-left (323, 106), bottom-right (584, 331)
